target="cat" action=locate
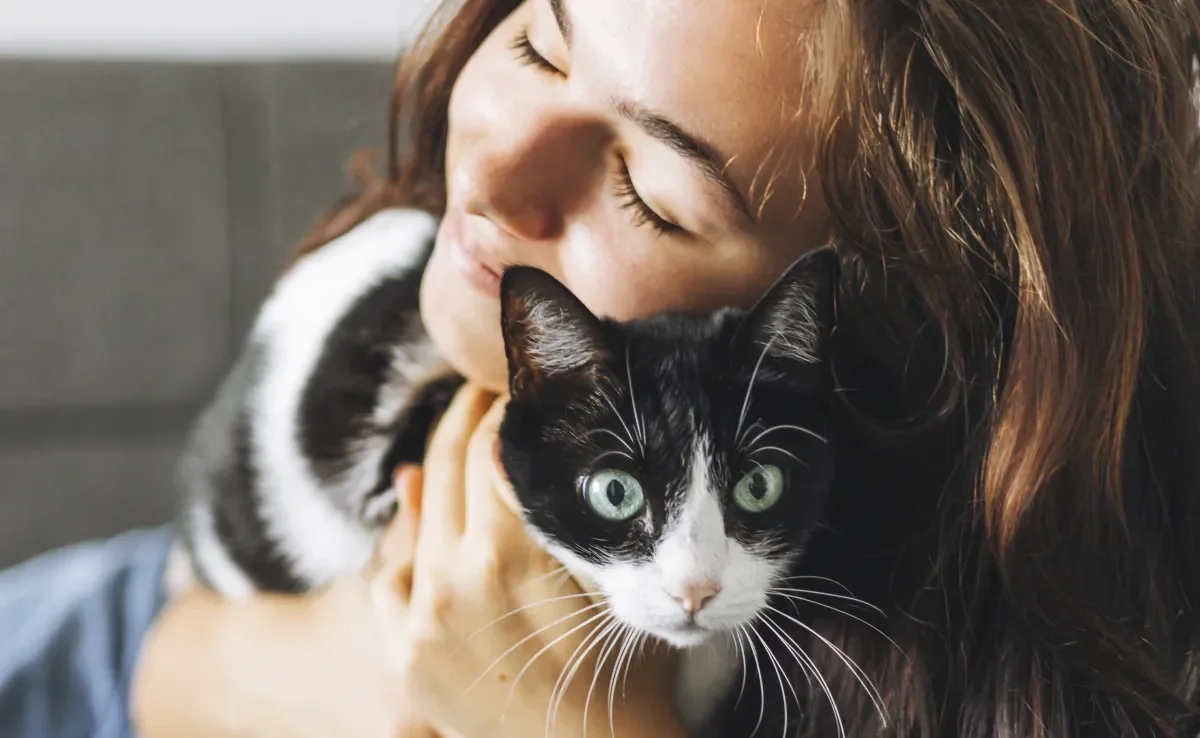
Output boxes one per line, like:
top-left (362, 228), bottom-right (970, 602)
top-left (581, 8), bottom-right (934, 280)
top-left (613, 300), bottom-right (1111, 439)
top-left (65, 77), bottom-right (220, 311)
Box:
top-left (173, 208), bottom-right (839, 733)
top-left (496, 258), bottom-right (838, 730)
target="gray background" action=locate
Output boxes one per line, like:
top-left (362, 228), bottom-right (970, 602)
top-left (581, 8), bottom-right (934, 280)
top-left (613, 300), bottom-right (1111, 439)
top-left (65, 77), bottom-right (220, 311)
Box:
top-left (0, 59), bottom-right (394, 567)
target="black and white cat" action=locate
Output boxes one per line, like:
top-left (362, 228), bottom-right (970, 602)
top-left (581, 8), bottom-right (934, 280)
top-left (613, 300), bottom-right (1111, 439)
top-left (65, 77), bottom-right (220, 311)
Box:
top-left (175, 209), bottom-right (839, 732)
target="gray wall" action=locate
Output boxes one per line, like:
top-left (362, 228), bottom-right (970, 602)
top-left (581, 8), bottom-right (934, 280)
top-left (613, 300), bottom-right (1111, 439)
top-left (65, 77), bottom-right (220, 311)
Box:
top-left (0, 59), bottom-right (394, 567)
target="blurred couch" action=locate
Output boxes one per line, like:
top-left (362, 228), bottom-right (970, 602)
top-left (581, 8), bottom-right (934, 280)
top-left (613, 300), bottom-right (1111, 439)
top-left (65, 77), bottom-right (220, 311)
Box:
top-left (0, 58), bottom-right (395, 568)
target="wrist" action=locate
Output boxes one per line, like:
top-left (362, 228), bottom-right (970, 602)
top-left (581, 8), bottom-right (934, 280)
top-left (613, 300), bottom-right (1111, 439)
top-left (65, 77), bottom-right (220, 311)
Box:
top-left (131, 588), bottom-right (252, 737)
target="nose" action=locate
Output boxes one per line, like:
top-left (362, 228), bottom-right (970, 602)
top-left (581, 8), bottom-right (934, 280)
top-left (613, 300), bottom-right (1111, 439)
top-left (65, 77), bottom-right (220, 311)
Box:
top-left (669, 581), bottom-right (722, 615)
top-left (457, 116), bottom-right (605, 242)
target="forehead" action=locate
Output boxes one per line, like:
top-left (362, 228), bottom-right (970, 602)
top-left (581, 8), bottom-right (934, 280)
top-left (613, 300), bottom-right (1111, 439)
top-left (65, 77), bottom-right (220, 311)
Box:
top-left (564, 0), bottom-right (821, 225)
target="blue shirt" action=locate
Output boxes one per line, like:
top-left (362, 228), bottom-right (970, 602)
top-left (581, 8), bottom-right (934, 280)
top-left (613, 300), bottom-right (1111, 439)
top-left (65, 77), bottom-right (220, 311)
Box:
top-left (0, 528), bottom-right (173, 738)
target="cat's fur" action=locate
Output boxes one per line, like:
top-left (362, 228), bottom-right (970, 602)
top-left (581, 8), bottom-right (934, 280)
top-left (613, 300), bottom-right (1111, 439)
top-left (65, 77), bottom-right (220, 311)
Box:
top-left (176, 208), bottom-right (839, 732)
top-left (496, 260), bottom-right (839, 728)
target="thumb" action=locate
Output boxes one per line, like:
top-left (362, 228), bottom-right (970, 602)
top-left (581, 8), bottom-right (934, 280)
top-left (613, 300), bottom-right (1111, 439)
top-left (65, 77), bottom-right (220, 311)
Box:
top-left (474, 396), bottom-right (521, 515)
top-left (375, 465), bottom-right (423, 597)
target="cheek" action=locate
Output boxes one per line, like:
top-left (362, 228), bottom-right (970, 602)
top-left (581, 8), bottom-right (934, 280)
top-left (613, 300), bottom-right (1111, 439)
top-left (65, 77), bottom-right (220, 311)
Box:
top-left (596, 561), bottom-right (679, 622)
top-left (558, 242), bottom-right (716, 323)
top-left (714, 541), bottom-right (785, 617)
top-left (445, 11), bottom-right (529, 165)
top-left (558, 234), bottom-right (782, 324)
top-left (599, 538), bottom-right (786, 626)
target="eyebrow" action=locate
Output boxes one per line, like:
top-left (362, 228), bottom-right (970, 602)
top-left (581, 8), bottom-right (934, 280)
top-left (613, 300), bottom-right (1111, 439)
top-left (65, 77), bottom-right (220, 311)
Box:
top-left (549, 0), bottom-right (753, 222)
top-left (549, 0), bottom-right (572, 45)
top-left (615, 101), bottom-right (754, 222)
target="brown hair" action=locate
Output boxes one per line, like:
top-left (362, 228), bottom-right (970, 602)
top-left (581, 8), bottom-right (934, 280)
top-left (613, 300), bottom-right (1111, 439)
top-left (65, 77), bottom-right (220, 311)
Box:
top-left (301, 0), bottom-right (1200, 734)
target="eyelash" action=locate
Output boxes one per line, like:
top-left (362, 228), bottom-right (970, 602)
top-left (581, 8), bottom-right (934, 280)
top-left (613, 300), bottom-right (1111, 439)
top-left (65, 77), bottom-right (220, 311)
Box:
top-left (614, 159), bottom-right (680, 235)
top-left (510, 29), bottom-right (562, 76)
top-left (510, 28), bottom-right (681, 236)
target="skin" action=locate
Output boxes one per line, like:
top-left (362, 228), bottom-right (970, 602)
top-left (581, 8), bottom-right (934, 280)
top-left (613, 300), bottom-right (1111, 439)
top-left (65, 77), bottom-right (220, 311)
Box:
top-left (422, 0), bottom-right (830, 390)
top-left (132, 1), bottom-right (831, 735)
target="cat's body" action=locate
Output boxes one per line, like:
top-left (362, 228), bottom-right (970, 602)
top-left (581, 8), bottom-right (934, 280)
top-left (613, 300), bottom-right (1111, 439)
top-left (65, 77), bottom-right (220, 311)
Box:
top-left (177, 209), bottom-right (839, 733)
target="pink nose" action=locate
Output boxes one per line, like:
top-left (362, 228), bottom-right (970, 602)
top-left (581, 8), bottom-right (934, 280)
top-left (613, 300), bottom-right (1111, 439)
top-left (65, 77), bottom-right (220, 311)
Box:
top-left (670, 581), bottom-right (722, 614)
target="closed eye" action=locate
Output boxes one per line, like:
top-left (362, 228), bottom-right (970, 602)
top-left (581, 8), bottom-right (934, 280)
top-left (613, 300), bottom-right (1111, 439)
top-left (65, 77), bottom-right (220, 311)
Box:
top-left (614, 158), bottom-right (683, 236)
top-left (511, 28), bottom-right (563, 77)
top-left (511, 26), bottom-right (684, 237)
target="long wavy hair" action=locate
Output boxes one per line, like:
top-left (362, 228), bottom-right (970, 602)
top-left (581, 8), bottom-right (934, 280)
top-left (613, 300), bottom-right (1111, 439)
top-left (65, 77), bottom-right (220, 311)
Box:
top-left (300, 1), bottom-right (1200, 735)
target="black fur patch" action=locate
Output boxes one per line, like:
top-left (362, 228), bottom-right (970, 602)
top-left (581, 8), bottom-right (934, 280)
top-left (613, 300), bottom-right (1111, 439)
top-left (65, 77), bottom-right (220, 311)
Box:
top-left (209, 410), bottom-right (306, 593)
top-left (498, 250), bottom-right (839, 574)
top-left (298, 241), bottom-right (430, 494)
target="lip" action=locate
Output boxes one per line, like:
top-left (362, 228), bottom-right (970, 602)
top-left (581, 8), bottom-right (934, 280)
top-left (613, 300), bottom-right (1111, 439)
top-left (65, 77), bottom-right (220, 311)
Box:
top-left (441, 213), bottom-right (505, 298)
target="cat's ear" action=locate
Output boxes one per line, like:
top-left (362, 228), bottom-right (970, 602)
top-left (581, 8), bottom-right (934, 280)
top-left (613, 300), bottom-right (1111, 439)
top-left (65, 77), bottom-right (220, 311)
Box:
top-left (737, 247), bottom-right (839, 365)
top-left (500, 266), bottom-right (609, 396)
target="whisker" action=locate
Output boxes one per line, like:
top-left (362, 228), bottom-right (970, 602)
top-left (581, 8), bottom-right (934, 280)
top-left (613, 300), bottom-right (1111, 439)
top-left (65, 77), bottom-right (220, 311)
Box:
top-left (769, 586), bottom-right (886, 616)
top-left (747, 423), bottom-right (828, 448)
top-left (545, 615), bottom-right (615, 738)
top-left (581, 619), bottom-right (625, 738)
top-left (737, 419), bottom-right (765, 451)
top-left (749, 445), bottom-right (807, 467)
top-left (748, 620), bottom-right (792, 736)
top-left (732, 628), bottom-right (750, 708)
top-left (591, 449), bottom-right (634, 465)
top-left (605, 624), bottom-right (633, 738)
top-left (766, 605), bottom-right (889, 726)
top-left (763, 613), bottom-right (846, 738)
top-left (598, 394), bottom-right (639, 457)
top-left (516, 565), bottom-right (569, 592)
top-left (735, 333), bottom-right (779, 445)
top-left (761, 619), bottom-right (804, 709)
top-left (779, 574), bottom-right (856, 596)
top-left (621, 631), bottom-right (647, 699)
top-left (586, 427), bottom-right (635, 456)
top-left (770, 591), bottom-right (901, 652)
top-left (742, 622), bottom-right (768, 738)
top-left (457, 591), bottom-right (600, 649)
top-left (758, 616), bottom-right (814, 689)
top-left (488, 605), bottom-right (607, 702)
top-left (610, 624), bottom-right (639, 738)
top-left (623, 346), bottom-right (647, 450)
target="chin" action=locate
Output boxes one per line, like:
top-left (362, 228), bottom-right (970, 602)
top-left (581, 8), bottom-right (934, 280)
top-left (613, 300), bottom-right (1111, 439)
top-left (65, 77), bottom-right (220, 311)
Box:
top-left (418, 247), bottom-right (507, 390)
top-left (657, 626), bottom-right (718, 649)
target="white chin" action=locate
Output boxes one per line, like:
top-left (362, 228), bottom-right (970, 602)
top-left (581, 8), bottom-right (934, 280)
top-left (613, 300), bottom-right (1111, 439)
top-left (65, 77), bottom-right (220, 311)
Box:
top-left (657, 626), bottom-right (715, 648)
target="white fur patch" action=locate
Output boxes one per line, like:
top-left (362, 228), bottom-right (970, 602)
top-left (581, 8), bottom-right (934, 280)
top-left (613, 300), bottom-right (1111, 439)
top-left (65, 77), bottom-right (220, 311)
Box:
top-left (540, 436), bottom-right (786, 731)
top-left (586, 437), bottom-right (786, 645)
top-left (656, 438), bottom-right (728, 594)
top-left (184, 505), bottom-right (255, 598)
top-left (249, 209), bottom-right (437, 587)
top-left (677, 634), bottom-right (741, 731)
top-left (372, 335), bottom-right (440, 427)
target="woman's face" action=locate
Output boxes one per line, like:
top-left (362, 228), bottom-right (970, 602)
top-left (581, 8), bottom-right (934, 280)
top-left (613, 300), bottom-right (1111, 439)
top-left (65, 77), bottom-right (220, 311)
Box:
top-left (421, 0), bottom-right (829, 390)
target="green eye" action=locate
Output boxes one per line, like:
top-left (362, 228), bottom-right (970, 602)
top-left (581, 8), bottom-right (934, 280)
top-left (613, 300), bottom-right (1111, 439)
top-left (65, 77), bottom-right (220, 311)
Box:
top-left (583, 470), bottom-right (646, 521)
top-left (732, 465), bottom-right (785, 513)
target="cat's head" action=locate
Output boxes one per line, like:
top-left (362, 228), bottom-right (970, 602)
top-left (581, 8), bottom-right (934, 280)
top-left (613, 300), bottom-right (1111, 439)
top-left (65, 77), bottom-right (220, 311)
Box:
top-left (497, 250), bottom-right (839, 648)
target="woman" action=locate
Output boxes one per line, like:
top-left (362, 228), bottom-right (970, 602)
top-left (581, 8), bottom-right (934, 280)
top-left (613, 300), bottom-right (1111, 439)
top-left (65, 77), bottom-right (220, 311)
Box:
top-left (4, 0), bottom-right (1200, 735)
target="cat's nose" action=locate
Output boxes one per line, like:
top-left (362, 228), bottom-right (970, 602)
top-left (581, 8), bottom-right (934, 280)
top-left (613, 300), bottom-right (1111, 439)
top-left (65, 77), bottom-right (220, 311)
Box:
top-left (670, 581), bottom-right (722, 614)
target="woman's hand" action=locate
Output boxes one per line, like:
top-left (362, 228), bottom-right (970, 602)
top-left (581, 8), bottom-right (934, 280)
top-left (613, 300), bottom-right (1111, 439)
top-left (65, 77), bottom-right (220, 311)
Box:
top-left (372, 385), bottom-right (685, 738)
top-left (132, 569), bottom-right (439, 738)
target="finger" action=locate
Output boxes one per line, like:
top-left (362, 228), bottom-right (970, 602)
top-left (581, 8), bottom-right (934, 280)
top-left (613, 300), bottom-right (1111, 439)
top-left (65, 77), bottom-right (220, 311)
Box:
top-left (464, 397), bottom-right (525, 538)
top-left (377, 465), bottom-right (423, 567)
top-left (395, 723), bottom-right (443, 738)
top-left (376, 465), bottom-right (424, 601)
top-left (415, 384), bottom-right (496, 552)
